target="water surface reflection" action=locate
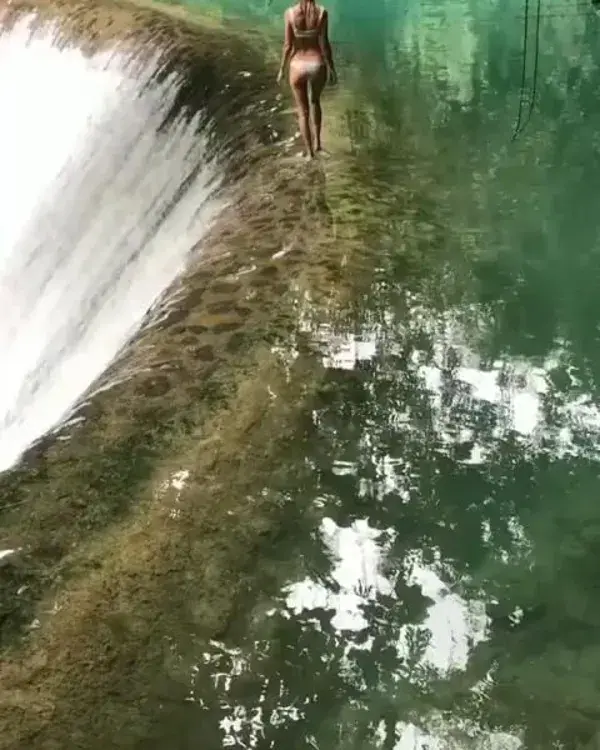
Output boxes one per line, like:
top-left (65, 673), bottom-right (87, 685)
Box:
top-left (156, 254), bottom-right (600, 748)
top-left (151, 0), bottom-right (600, 747)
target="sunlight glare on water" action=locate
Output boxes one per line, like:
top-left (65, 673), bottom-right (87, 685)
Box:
top-left (0, 16), bottom-right (224, 472)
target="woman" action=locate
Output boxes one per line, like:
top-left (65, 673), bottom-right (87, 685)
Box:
top-left (277, 0), bottom-right (337, 159)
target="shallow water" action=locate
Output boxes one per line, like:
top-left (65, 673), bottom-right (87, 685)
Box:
top-left (142, 0), bottom-right (600, 747)
top-left (4, 0), bottom-right (600, 748)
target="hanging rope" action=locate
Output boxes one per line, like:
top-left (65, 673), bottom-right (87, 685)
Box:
top-left (511, 0), bottom-right (543, 140)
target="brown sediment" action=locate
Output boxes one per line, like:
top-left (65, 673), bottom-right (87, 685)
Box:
top-left (0, 0), bottom-right (394, 746)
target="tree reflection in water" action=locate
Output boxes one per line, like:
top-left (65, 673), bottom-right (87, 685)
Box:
top-left (172, 256), bottom-right (600, 748)
top-left (155, 0), bottom-right (600, 746)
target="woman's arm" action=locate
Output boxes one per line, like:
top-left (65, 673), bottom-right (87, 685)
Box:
top-left (320, 10), bottom-right (337, 83)
top-left (277, 11), bottom-right (294, 82)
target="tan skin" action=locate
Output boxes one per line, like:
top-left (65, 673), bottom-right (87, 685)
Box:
top-left (277, 0), bottom-right (337, 159)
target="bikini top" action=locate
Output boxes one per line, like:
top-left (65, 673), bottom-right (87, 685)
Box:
top-left (292, 7), bottom-right (323, 39)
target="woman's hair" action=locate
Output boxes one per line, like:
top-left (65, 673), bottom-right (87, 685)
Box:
top-left (299, 0), bottom-right (319, 27)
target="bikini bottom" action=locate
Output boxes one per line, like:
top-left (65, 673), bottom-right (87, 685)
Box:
top-left (291, 57), bottom-right (325, 79)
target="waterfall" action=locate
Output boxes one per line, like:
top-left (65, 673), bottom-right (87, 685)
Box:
top-left (0, 15), bottom-right (224, 472)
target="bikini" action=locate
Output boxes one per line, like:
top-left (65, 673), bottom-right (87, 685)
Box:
top-left (292, 24), bottom-right (320, 40)
top-left (291, 11), bottom-right (325, 75)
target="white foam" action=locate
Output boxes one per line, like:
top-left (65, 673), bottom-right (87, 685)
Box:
top-left (0, 16), bottom-right (224, 471)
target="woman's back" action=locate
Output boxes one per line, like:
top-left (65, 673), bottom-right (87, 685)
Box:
top-left (288, 2), bottom-right (324, 50)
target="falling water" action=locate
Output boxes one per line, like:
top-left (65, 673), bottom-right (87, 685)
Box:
top-left (0, 16), bottom-right (224, 473)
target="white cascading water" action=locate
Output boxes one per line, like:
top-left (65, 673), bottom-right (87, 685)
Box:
top-left (0, 16), bottom-right (224, 472)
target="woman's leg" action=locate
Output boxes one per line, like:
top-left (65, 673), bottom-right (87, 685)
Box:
top-left (310, 65), bottom-right (327, 152)
top-left (289, 65), bottom-right (314, 158)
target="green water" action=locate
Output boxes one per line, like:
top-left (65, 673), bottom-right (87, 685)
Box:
top-left (134, 2), bottom-right (600, 748)
top-left (4, 0), bottom-right (598, 747)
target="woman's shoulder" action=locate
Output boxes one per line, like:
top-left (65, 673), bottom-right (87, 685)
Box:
top-left (284, 3), bottom-right (299, 20)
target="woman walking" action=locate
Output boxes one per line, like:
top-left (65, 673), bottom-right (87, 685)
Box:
top-left (277, 0), bottom-right (337, 159)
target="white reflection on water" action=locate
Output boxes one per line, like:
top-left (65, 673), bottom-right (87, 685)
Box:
top-left (154, 468), bottom-right (190, 520)
top-left (384, 718), bottom-right (523, 750)
top-left (297, 295), bottom-right (600, 462)
top-left (400, 549), bottom-right (488, 675)
top-left (201, 511), bottom-right (515, 748)
top-left (284, 518), bottom-right (397, 632)
top-left (192, 289), bottom-right (600, 746)
top-left (283, 517), bottom-right (489, 675)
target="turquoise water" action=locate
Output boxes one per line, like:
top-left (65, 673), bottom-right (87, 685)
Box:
top-left (4, 1), bottom-right (600, 746)
top-left (41, 1), bottom-right (597, 747)
top-left (154, 2), bottom-right (600, 748)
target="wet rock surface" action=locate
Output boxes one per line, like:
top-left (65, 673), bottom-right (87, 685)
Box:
top-left (0, 0), bottom-right (384, 746)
